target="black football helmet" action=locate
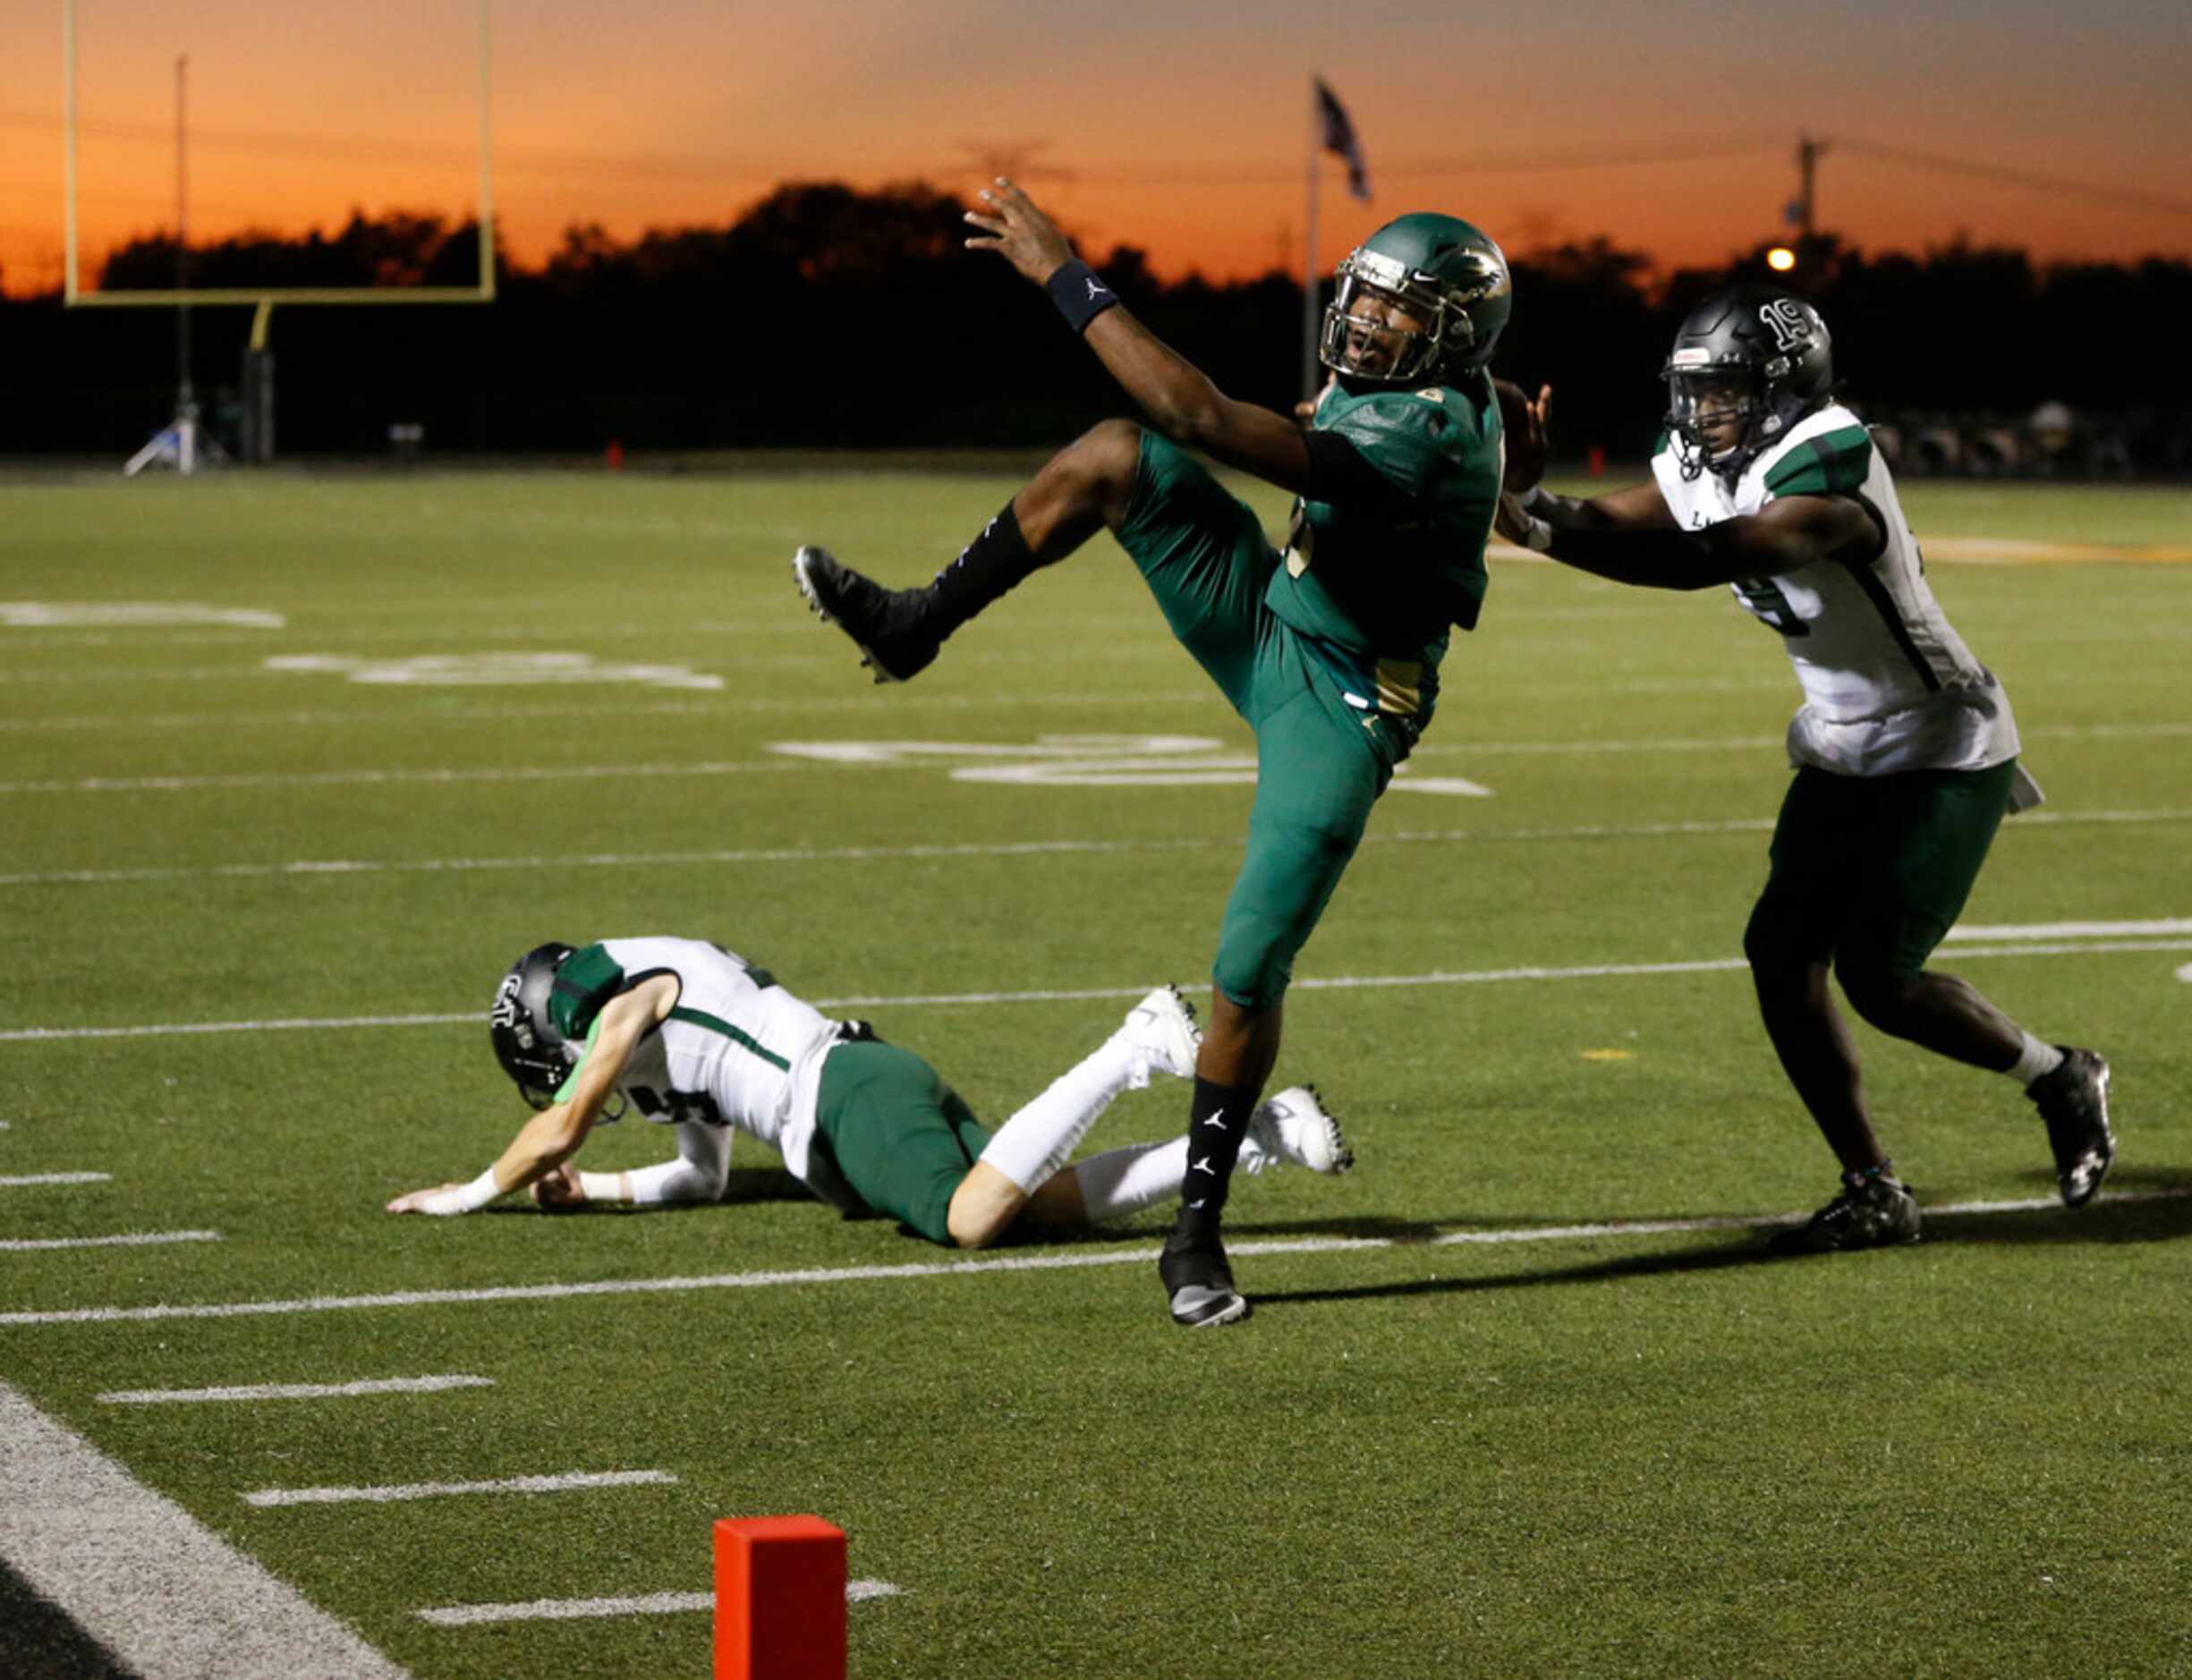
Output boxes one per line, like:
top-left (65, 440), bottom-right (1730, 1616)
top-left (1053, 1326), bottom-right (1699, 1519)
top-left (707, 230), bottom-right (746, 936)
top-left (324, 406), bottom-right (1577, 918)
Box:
top-left (1663, 287), bottom-right (1833, 482)
top-left (489, 941), bottom-right (575, 1110)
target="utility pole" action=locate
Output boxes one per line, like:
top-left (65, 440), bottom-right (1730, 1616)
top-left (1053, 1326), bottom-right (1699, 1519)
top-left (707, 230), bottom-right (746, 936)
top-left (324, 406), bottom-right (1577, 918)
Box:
top-left (174, 54), bottom-right (193, 427)
top-left (1793, 132), bottom-right (1827, 243)
top-left (125, 54), bottom-right (204, 474)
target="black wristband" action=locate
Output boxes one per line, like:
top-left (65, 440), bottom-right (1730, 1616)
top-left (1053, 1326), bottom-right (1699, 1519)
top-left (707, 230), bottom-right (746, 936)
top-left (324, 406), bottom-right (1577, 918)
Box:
top-left (1046, 260), bottom-right (1118, 334)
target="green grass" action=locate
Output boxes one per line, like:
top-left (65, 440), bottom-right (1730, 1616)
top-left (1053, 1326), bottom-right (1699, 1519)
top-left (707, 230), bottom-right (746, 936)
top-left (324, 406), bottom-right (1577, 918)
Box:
top-left (2, 469), bottom-right (2189, 1678)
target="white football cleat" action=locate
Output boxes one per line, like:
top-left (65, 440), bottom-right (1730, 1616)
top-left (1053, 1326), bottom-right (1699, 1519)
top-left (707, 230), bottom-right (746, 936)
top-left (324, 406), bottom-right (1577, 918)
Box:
top-left (1248, 1085), bottom-right (1354, 1175)
top-left (1118, 984), bottom-right (1201, 1082)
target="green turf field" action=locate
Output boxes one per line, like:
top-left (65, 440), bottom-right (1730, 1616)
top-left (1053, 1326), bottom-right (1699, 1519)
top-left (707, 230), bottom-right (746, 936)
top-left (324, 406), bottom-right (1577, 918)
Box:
top-left (2, 466), bottom-right (2188, 1678)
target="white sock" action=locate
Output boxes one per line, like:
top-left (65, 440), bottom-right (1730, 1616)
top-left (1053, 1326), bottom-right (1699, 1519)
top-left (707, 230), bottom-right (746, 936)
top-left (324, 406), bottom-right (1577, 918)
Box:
top-left (977, 1034), bottom-right (1141, 1193)
top-left (2009, 1032), bottom-right (2065, 1086)
top-left (1072, 1135), bottom-right (1274, 1221)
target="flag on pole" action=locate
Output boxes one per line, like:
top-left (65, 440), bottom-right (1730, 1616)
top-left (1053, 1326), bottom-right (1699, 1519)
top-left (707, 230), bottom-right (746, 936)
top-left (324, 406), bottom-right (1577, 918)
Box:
top-left (1313, 78), bottom-right (1372, 202)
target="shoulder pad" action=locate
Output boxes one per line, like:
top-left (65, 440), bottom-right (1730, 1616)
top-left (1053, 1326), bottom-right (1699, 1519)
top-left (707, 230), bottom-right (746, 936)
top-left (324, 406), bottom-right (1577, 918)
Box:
top-left (1764, 424), bottom-right (1873, 499)
top-left (549, 942), bottom-right (627, 1039)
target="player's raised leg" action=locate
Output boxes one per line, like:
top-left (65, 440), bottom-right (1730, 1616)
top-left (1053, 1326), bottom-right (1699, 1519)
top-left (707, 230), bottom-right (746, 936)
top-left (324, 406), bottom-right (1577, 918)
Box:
top-left (794, 420), bottom-right (1144, 683)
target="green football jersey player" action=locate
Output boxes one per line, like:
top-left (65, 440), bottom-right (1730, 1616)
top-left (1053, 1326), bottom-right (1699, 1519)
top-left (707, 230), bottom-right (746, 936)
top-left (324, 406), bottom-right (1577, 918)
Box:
top-left (792, 181), bottom-right (1527, 1328)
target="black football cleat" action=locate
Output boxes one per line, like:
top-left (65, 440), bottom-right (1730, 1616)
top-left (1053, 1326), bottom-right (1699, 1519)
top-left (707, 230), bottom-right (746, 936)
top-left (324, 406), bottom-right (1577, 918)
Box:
top-left (2027, 1046), bottom-right (2115, 1208)
top-left (793, 546), bottom-right (941, 684)
top-left (1767, 1167), bottom-right (1922, 1256)
top-left (1160, 1225), bottom-right (1250, 1328)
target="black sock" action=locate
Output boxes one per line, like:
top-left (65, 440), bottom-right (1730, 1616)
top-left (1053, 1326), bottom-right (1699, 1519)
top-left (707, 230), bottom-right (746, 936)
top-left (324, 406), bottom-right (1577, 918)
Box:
top-left (1172, 1076), bottom-right (1256, 1243)
top-left (927, 501), bottom-right (1038, 635)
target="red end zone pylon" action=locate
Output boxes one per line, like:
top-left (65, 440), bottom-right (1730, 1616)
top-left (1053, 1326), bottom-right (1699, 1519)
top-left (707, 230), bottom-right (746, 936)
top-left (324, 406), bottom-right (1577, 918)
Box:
top-left (714, 1515), bottom-right (847, 1680)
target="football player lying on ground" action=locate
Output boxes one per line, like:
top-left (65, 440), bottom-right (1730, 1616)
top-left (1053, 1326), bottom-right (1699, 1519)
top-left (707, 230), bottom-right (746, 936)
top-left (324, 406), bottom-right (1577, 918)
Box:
top-left (794, 178), bottom-right (1534, 1325)
top-left (386, 938), bottom-right (1352, 1244)
top-left (1494, 286), bottom-right (2114, 1255)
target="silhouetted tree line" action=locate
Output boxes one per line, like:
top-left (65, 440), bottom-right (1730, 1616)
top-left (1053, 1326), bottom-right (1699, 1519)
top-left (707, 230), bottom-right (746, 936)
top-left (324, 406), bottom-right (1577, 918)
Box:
top-left (4, 184), bottom-right (2188, 470)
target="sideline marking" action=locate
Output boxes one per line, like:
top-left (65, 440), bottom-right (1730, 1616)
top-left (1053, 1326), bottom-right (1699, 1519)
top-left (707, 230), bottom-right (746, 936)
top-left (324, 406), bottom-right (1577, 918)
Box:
top-left (0, 1379), bottom-right (412, 1677)
top-left (10, 1192), bottom-right (2185, 1329)
top-left (0, 1171), bottom-right (110, 1187)
top-left (99, 1375), bottom-right (494, 1405)
top-left (242, 1469), bottom-right (676, 1507)
top-left (414, 1581), bottom-right (904, 1627)
top-left (1918, 536), bottom-right (2192, 565)
top-left (3, 929), bottom-right (2187, 1045)
top-left (0, 1229), bottom-right (218, 1252)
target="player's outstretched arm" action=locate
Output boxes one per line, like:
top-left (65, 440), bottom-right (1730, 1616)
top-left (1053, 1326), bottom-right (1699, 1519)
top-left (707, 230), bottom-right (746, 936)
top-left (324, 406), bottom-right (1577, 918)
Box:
top-left (1506, 489), bottom-right (1880, 591)
top-left (387, 980), bottom-right (675, 1215)
top-left (964, 178), bottom-right (1317, 494)
top-left (1492, 383), bottom-right (1674, 543)
top-left (538, 1123), bottom-right (734, 1210)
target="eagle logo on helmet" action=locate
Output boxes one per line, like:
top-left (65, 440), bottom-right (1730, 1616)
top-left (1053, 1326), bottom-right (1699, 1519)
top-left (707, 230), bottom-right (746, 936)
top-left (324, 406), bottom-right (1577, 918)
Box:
top-left (1320, 212), bottom-right (1512, 390)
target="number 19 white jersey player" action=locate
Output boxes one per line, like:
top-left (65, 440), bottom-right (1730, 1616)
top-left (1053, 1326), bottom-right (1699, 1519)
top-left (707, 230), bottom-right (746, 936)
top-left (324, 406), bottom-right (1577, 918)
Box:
top-left (1497, 285), bottom-right (2112, 1252)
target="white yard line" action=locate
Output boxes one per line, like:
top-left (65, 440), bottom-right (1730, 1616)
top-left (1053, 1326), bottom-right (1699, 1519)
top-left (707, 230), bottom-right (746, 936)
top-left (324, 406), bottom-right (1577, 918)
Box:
top-left (1950, 917), bottom-right (2192, 939)
top-left (4, 805), bottom-right (2188, 894)
top-left (0, 1171), bottom-right (110, 1187)
top-left (4, 929), bottom-right (2186, 1047)
top-left (99, 1375), bottom-right (494, 1405)
top-left (17, 718), bottom-right (2192, 797)
top-left (8, 1191), bottom-right (2182, 1330)
top-left (0, 759), bottom-right (811, 795)
top-left (242, 1469), bottom-right (676, 1507)
top-left (0, 1230), bottom-right (218, 1253)
top-left (0, 1379), bottom-right (412, 1679)
top-left (0, 1013), bottom-right (473, 1043)
top-left (414, 1580), bottom-right (904, 1626)
top-left (0, 692), bottom-right (1219, 733)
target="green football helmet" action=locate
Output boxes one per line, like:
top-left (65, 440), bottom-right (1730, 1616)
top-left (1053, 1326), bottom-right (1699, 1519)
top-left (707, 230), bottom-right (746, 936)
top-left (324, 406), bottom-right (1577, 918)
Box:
top-left (1320, 213), bottom-right (1512, 387)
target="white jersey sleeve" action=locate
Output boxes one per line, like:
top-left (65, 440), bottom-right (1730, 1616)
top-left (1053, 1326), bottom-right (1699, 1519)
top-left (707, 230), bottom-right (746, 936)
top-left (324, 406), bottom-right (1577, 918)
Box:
top-left (561, 938), bottom-right (850, 1199)
top-left (1651, 406), bottom-right (2029, 791)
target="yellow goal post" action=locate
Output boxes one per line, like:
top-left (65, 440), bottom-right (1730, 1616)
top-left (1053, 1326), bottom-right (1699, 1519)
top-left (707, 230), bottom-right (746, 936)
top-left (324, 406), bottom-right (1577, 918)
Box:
top-left (61, 0), bottom-right (497, 316)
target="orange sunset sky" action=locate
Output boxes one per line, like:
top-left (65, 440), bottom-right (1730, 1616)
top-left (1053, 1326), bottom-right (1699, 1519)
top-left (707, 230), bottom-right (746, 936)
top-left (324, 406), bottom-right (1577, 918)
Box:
top-left (4, 0), bottom-right (2189, 298)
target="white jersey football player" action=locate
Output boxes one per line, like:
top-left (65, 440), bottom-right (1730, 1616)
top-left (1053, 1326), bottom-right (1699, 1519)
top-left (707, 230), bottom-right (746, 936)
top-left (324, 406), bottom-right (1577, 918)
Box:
top-left (1496, 286), bottom-right (2112, 1253)
top-left (387, 937), bottom-right (1353, 1248)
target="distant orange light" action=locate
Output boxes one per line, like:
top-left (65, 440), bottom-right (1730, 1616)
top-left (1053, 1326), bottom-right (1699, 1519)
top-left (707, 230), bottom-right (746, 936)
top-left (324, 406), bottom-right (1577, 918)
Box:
top-left (1765, 246), bottom-right (1797, 273)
